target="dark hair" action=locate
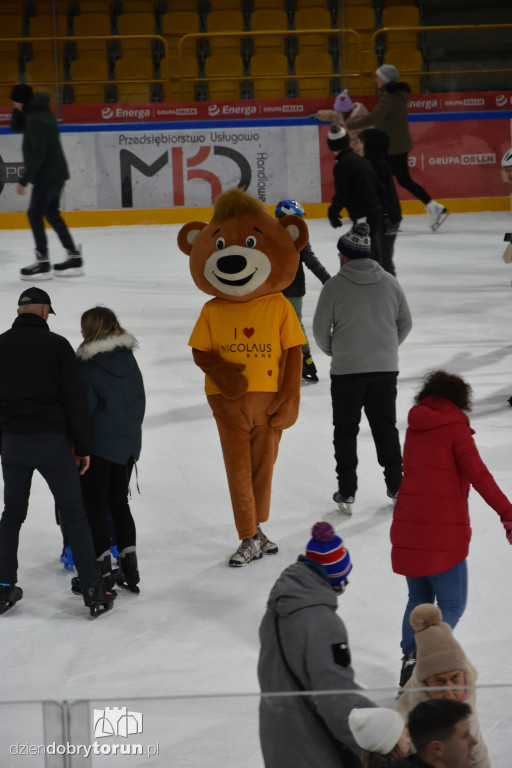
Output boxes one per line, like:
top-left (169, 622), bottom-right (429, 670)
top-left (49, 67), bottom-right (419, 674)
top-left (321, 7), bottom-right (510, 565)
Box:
top-left (362, 742), bottom-right (406, 767)
top-left (407, 700), bottom-right (472, 757)
top-left (414, 370), bottom-right (472, 411)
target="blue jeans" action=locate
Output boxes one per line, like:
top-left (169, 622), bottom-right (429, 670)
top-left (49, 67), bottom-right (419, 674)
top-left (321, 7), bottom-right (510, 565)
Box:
top-left (401, 560), bottom-right (468, 655)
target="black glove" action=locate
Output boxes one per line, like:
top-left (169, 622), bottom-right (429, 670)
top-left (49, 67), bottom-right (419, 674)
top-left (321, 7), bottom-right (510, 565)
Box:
top-left (328, 205), bottom-right (342, 228)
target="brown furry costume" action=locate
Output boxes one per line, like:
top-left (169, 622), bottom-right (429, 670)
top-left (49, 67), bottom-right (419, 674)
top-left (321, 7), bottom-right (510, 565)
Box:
top-left (178, 189), bottom-right (308, 549)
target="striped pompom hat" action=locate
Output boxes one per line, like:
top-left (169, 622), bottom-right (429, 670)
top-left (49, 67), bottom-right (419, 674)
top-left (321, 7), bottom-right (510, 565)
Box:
top-left (305, 522), bottom-right (352, 586)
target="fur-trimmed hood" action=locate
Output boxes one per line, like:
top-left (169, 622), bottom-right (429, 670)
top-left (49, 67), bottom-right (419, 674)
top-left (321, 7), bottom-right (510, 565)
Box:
top-left (77, 333), bottom-right (139, 378)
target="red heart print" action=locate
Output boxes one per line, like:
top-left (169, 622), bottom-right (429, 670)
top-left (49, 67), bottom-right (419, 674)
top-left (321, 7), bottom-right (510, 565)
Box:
top-left (267, 370), bottom-right (273, 377)
top-left (243, 327), bottom-right (254, 338)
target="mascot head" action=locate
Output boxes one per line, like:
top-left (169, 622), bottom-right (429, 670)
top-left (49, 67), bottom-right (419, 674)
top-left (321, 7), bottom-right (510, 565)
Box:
top-left (177, 188), bottom-right (309, 302)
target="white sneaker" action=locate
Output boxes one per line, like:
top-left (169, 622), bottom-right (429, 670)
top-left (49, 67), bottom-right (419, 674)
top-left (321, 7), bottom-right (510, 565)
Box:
top-left (256, 524), bottom-right (278, 554)
top-left (228, 537), bottom-right (263, 567)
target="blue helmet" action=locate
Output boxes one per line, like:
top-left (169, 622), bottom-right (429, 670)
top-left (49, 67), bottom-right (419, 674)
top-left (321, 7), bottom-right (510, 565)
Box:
top-left (274, 199), bottom-right (305, 219)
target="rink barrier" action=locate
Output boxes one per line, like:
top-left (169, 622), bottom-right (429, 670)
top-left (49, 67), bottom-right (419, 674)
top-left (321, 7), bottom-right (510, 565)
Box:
top-left (0, 684), bottom-right (509, 766)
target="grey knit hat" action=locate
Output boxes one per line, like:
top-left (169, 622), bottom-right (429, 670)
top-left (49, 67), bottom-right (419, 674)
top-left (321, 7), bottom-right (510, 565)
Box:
top-left (337, 222), bottom-right (371, 259)
top-left (376, 65), bottom-right (399, 83)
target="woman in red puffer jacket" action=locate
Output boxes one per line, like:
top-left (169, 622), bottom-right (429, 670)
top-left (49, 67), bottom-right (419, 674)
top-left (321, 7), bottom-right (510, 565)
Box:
top-left (391, 370), bottom-right (512, 685)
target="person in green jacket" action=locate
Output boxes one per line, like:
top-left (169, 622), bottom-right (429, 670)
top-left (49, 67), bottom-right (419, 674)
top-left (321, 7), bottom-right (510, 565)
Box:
top-left (10, 84), bottom-right (84, 279)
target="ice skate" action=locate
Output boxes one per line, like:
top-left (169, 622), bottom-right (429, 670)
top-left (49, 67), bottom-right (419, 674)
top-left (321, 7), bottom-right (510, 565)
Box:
top-left (0, 585), bottom-right (23, 616)
top-left (20, 250), bottom-right (51, 280)
top-left (399, 652), bottom-right (417, 688)
top-left (502, 233), bottom-right (512, 263)
top-left (333, 491), bottom-right (354, 515)
top-left (387, 488), bottom-right (399, 503)
top-left (255, 524), bottom-right (278, 555)
top-left (228, 536), bottom-right (263, 567)
top-left (302, 353), bottom-right (319, 383)
top-left (53, 246), bottom-right (84, 277)
top-left (426, 201), bottom-right (449, 232)
top-left (60, 545), bottom-right (75, 571)
top-left (71, 553), bottom-right (115, 593)
top-left (82, 585), bottom-right (116, 619)
top-left (115, 550), bottom-right (140, 594)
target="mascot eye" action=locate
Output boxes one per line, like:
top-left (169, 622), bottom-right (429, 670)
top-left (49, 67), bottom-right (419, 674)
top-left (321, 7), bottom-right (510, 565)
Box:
top-left (245, 235), bottom-right (257, 248)
top-left (216, 237), bottom-right (226, 250)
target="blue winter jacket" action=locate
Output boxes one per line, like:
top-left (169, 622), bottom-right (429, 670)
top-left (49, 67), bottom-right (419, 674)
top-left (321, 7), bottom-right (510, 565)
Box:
top-left (77, 333), bottom-right (145, 465)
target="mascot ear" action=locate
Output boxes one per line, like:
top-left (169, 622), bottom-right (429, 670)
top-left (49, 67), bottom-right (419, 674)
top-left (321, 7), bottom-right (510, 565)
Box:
top-left (278, 214), bottom-right (309, 253)
top-left (177, 221), bottom-right (207, 255)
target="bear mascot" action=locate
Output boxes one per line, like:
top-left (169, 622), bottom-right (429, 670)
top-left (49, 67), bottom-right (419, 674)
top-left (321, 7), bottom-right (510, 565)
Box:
top-left (178, 188), bottom-right (309, 567)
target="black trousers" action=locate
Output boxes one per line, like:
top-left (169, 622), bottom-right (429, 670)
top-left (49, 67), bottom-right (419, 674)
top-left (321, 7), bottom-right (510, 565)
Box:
top-left (0, 433), bottom-right (100, 588)
top-left (330, 372), bottom-right (403, 497)
top-left (27, 182), bottom-right (77, 255)
top-left (80, 454), bottom-right (136, 558)
top-left (386, 153), bottom-right (432, 205)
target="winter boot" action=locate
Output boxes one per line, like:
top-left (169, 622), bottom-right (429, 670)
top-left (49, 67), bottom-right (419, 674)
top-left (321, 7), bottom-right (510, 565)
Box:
top-left (426, 200), bottom-right (449, 231)
top-left (228, 536), bottom-right (263, 567)
top-left (255, 524), bottom-right (278, 554)
top-left (0, 584), bottom-right (23, 615)
top-left (399, 652), bottom-right (417, 687)
top-left (20, 250), bottom-right (51, 280)
top-left (82, 584), bottom-right (116, 619)
top-left (54, 245), bottom-right (84, 276)
top-left (115, 550), bottom-right (140, 594)
top-left (302, 352), bottom-right (319, 382)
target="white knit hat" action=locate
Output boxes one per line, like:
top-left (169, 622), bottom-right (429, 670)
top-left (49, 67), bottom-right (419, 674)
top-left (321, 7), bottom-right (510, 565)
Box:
top-left (348, 708), bottom-right (405, 754)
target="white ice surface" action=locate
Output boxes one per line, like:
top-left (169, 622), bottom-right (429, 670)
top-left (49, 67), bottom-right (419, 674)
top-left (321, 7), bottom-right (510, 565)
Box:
top-left (0, 212), bottom-right (512, 765)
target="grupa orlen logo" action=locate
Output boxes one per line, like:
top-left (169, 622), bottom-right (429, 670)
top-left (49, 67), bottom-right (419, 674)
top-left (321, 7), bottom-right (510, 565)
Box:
top-left (101, 107), bottom-right (114, 120)
top-left (496, 94), bottom-right (507, 107)
top-left (94, 707), bottom-right (143, 738)
top-left (208, 104), bottom-right (220, 117)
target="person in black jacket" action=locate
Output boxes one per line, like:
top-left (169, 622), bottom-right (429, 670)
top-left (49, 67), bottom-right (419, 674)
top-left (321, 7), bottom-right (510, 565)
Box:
top-left (326, 124), bottom-right (385, 268)
top-left (75, 306), bottom-right (145, 595)
top-left (361, 128), bottom-right (403, 277)
top-left (10, 84), bottom-right (84, 280)
top-left (275, 200), bottom-right (331, 382)
top-left (0, 287), bottom-right (115, 617)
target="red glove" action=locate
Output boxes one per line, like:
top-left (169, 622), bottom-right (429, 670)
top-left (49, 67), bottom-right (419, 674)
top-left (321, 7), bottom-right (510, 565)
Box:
top-left (501, 520), bottom-right (512, 544)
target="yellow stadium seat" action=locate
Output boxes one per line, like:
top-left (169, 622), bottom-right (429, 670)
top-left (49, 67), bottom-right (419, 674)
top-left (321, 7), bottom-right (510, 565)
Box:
top-left (167, 54), bottom-right (197, 101)
top-left (207, 0), bottom-right (243, 9)
top-left (384, 48), bottom-right (423, 90)
top-left (0, 14), bottom-right (24, 38)
top-left (293, 8), bottom-right (333, 55)
top-left (161, 11), bottom-right (200, 58)
top-left (381, 6), bottom-right (420, 49)
top-left (295, 0), bottom-right (328, 8)
top-left (0, 60), bottom-right (21, 85)
top-left (72, 1), bottom-right (112, 12)
top-left (251, 0), bottom-right (286, 9)
top-left (25, 58), bottom-right (63, 85)
top-left (28, 14), bottom-right (68, 38)
top-left (73, 12), bottom-right (111, 36)
top-left (115, 83), bottom-right (153, 102)
top-left (66, 83), bottom-right (109, 102)
top-left (117, 1), bottom-right (156, 12)
top-left (341, 6), bottom-right (376, 48)
top-left (250, 52), bottom-right (289, 98)
top-left (69, 56), bottom-right (109, 81)
top-left (116, 12), bottom-right (156, 56)
top-left (115, 56), bottom-right (154, 81)
top-left (249, 9), bottom-right (288, 57)
top-left (294, 51), bottom-right (334, 96)
top-left (205, 10), bottom-right (245, 57)
top-left (205, 53), bottom-right (244, 99)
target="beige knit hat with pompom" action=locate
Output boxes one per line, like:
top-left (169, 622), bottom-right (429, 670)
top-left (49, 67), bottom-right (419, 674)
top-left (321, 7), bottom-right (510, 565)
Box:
top-left (410, 604), bottom-right (468, 682)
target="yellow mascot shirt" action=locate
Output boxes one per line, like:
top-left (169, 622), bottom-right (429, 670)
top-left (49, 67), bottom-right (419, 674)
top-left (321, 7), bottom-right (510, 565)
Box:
top-left (189, 292), bottom-right (306, 395)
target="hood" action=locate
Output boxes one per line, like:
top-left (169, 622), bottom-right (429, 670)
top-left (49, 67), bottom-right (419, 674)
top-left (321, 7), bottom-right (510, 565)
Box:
top-left (77, 333), bottom-right (138, 377)
top-left (361, 128), bottom-right (390, 161)
top-left (383, 81), bottom-right (410, 100)
top-left (338, 258), bottom-right (385, 285)
top-left (408, 395), bottom-right (472, 433)
top-left (266, 560), bottom-right (337, 619)
top-left (27, 92), bottom-right (51, 113)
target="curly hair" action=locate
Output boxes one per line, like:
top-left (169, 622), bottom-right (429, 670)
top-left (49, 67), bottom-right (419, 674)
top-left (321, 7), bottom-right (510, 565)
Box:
top-left (414, 370), bottom-right (472, 411)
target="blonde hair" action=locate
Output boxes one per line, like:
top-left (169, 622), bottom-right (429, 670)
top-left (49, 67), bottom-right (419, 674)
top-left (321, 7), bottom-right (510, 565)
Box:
top-left (80, 306), bottom-right (126, 344)
top-left (212, 187), bottom-right (266, 222)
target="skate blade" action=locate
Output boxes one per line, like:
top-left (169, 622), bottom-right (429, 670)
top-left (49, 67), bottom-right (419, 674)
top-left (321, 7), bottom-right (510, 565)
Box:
top-left (0, 601), bottom-right (18, 615)
top-left (431, 210), bottom-right (450, 231)
top-left (89, 601), bottom-right (115, 619)
top-left (116, 581), bottom-right (140, 594)
top-left (503, 243), bottom-right (512, 264)
top-left (54, 268), bottom-right (85, 277)
top-left (20, 272), bottom-right (52, 281)
top-left (336, 501), bottom-right (353, 515)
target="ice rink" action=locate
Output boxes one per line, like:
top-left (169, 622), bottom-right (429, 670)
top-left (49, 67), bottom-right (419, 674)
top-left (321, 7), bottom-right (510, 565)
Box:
top-left (0, 210), bottom-right (511, 766)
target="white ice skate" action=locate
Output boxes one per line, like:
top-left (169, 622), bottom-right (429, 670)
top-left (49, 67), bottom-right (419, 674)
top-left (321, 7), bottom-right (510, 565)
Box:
top-left (333, 491), bottom-right (354, 515)
top-left (426, 201), bottom-right (450, 232)
top-left (228, 536), bottom-right (263, 567)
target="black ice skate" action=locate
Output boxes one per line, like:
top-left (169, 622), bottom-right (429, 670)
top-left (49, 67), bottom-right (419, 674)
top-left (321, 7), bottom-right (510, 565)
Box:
top-left (333, 491), bottom-right (355, 515)
top-left (115, 550), bottom-right (140, 594)
top-left (82, 585), bottom-right (116, 619)
top-left (0, 584), bottom-right (23, 615)
top-left (54, 245), bottom-right (84, 277)
top-left (302, 353), bottom-right (319, 383)
top-left (71, 554), bottom-right (115, 593)
top-left (502, 233), bottom-right (512, 264)
top-left (399, 652), bottom-right (417, 688)
top-left (20, 250), bottom-right (51, 281)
